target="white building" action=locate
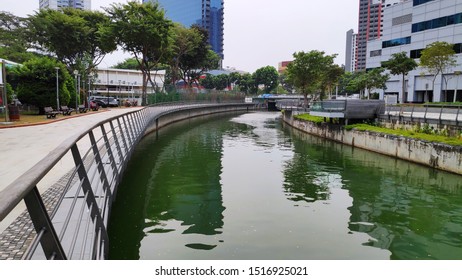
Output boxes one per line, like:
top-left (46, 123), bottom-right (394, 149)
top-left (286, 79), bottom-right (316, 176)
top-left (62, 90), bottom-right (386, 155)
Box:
top-left (345, 29), bottom-right (357, 73)
top-left (366, 0), bottom-right (462, 103)
top-left (91, 68), bottom-right (165, 104)
top-left (39, 0), bottom-right (91, 10)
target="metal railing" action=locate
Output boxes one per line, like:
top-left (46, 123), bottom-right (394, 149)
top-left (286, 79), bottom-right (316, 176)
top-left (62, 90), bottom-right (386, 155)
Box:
top-left (383, 104), bottom-right (462, 126)
top-left (310, 100), bottom-right (347, 113)
top-left (0, 102), bottom-right (254, 260)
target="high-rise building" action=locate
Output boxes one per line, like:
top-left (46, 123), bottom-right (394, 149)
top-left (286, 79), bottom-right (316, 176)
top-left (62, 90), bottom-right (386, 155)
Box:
top-left (366, 0), bottom-right (462, 103)
top-left (356, 0), bottom-right (402, 71)
top-left (145, 0), bottom-right (224, 60)
top-left (345, 29), bottom-right (357, 73)
top-left (39, 0), bottom-right (91, 10)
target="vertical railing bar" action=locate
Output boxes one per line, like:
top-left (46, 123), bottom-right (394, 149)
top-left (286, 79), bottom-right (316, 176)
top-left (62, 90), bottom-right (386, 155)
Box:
top-left (122, 115), bottom-right (134, 147)
top-left (132, 111), bottom-right (142, 135)
top-left (100, 124), bottom-right (118, 187)
top-left (71, 144), bottom-right (109, 260)
top-left (21, 228), bottom-right (46, 260)
top-left (23, 186), bottom-right (67, 260)
top-left (79, 200), bottom-right (94, 260)
top-left (57, 178), bottom-right (85, 241)
top-left (67, 192), bottom-right (90, 258)
top-left (88, 131), bottom-right (112, 197)
top-left (110, 120), bottom-right (124, 165)
top-left (116, 117), bottom-right (130, 157)
top-left (125, 114), bottom-right (136, 145)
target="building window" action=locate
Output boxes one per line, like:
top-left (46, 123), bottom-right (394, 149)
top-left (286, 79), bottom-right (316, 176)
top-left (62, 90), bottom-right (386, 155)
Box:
top-left (412, 13), bottom-right (462, 33)
top-left (413, 0), bottom-right (434, 6)
top-left (382, 37), bottom-right (411, 48)
top-left (410, 43), bottom-right (462, 58)
top-left (370, 50), bottom-right (382, 57)
top-left (392, 14), bottom-right (412, 26)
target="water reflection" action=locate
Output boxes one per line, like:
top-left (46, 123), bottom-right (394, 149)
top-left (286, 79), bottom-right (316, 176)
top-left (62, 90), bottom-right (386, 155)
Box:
top-left (109, 111), bottom-right (462, 260)
top-left (287, 127), bottom-right (462, 259)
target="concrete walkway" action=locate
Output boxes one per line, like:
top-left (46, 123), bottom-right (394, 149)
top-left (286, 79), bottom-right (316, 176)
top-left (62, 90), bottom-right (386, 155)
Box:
top-left (0, 107), bottom-right (141, 232)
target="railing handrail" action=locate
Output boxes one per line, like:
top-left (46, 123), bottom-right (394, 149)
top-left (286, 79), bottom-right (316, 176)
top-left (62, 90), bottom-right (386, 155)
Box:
top-left (0, 107), bottom-right (145, 221)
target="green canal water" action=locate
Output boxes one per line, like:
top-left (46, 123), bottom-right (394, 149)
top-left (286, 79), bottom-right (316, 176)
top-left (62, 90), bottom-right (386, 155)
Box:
top-left (108, 112), bottom-right (462, 260)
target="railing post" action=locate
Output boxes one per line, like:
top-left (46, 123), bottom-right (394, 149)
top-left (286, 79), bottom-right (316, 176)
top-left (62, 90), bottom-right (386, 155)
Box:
top-left (71, 144), bottom-right (109, 260)
top-left (23, 186), bottom-right (67, 260)
top-left (88, 131), bottom-right (112, 197)
top-left (100, 124), bottom-right (119, 189)
top-left (117, 118), bottom-right (130, 155)
top-left (110, 120), bottom-right (124, 165)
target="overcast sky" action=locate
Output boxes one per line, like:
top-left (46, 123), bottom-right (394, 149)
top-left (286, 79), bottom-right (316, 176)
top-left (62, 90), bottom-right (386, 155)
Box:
top-left (1, 0), bottom-right (359, 73)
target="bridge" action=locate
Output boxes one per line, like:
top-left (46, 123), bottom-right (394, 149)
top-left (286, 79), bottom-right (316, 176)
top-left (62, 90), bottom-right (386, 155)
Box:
top-left (0, 102), bottom-right (256, 260)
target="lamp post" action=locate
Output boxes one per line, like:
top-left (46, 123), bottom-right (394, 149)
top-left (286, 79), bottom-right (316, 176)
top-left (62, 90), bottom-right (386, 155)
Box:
top-left (73, 70), bottom-right (78, 112)
top-left (88, 73), bottom-right (92, 109)
top-left (55, 67), bottom-right (60, 111)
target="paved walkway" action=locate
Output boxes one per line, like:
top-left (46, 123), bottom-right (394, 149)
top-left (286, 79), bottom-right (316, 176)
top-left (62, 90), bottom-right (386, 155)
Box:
top-left (0, 107), bottom-right (141, 233)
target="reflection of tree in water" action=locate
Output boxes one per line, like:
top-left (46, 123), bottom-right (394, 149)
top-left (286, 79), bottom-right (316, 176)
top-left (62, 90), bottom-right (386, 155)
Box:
top-left (109, 114), bottom-right (246, 259)
top-left (282, 134), bottom-right (346, 204)
top-left (286, 126), bottom-right (462, 259)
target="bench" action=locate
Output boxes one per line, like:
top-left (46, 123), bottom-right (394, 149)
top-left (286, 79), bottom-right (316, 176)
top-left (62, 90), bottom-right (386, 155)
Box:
top-left (60, 105), bottom-right (75, 115)
top-left (44, 107), bottom-right (59, 119)
top-left (78, 105), bottom-right (88, 113)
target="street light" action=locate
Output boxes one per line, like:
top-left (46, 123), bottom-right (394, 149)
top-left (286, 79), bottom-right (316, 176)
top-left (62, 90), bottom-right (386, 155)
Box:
top-left (88, 73), bottom-right (93, 109)
top-left (55, 67), bottom-right (60, 111)
top-left (73, 70), bottom-right (78, 112)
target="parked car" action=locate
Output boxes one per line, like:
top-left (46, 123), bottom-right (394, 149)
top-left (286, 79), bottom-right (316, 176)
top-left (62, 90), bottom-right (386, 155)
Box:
top-left (89, 96), bottom-right (119, 108)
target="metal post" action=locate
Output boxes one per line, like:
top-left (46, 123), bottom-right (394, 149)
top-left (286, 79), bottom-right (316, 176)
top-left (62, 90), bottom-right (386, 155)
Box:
top-left (1, 60), bottom-right (9, 122)
top-left (73, 70), bottom-right (78, 112)
top-left (24, 187), bottom-right (67, 260)
top-left (55, 67), bottom-right (60, 111)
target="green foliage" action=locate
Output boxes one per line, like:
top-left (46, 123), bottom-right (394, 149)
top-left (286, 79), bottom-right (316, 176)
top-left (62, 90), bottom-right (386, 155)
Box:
top-left (113, 58), bottom-right (140, 70)
top-left (28, 8), bottom-right (116, 70)
top-left (294, 114), bottom-right (325, 124)
top-left (104, 1), bottom-right (173, 104)
top-left (345, 123), bottom-right (462, 146)
top-left (346, 68), bottom-right (389, 99)
top-left (382, 52), bottom-right (418, 102)
top-left (420, 41), bottom-right (457, 77)
top-left (253, 66), bottom-right (279, 93)
top-left (236, 73), bottom-right (257, 94)
top-left (13, 57), bottom-right (73, 112)
top-left (285, 50), bottom-right (338, 102)
top-left (0, 12), bottom-right (35, 63)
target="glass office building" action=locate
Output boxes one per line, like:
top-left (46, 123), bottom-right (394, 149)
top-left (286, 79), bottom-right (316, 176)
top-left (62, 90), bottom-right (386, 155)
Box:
top-left (145, 0), bottom-right (224, 60)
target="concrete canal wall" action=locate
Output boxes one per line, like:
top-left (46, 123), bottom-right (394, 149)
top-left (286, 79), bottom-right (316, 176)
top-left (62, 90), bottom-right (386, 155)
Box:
top-left (283, 111), bottom-right (462, 175)
top-left (145, 103), bottom-right (253, 136)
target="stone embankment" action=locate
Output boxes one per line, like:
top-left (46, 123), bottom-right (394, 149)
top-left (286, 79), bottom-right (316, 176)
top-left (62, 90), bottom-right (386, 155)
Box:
top-left (282, 111), bottom-right (462, 175)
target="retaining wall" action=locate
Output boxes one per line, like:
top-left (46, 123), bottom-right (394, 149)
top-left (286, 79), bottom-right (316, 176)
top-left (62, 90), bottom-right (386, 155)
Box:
top-left (283, 111), bottom-right (462, 175)
top-left (145, 103), bottom-right (253, 136)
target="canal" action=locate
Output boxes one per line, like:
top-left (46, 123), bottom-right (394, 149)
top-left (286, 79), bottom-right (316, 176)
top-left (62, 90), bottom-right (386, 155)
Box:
top-left (108, 111), bottom-right (462, 260)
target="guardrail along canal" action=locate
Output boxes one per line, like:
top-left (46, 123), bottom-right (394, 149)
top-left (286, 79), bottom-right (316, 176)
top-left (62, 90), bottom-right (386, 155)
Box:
top-left (108, 112), bottom-right (462, 260)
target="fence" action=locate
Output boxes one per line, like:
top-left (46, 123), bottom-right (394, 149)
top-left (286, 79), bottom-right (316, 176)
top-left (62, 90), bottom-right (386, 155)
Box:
top-left (0, 102), bottom-right (254, 260)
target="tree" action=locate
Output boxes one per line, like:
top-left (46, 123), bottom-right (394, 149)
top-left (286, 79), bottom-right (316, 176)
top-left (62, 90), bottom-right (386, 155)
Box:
top-left (175, 25), bottom-right (220, 89)
top-left (200, 74), bottom-right (216, 89)
top-left (364, 68), bottom-right (389, 98)
top-left (236, 73), bottom-right (257, 94)
top-left (103, 1), bottom-right (173, 104)
top-left (0, 12), bottom-right (36, 63)
top-left (113, 58), bottom-right (141, 70)
top-left (320, 63), bottom-right (343, 99)
top-left (253, 66), bottom-right (279, 93)
top-left (286, 50), bottom-right (336, 105)
top-left (382, 51), bottom-right (418, 103)
top-left (169, 24), bottom-right (203, 86)
top-left (13, 57), bottom-right (73, 114)
top-left (28, 8), bottom-right (116, 72)
top-left (419, 41), bottom-right (457, 102)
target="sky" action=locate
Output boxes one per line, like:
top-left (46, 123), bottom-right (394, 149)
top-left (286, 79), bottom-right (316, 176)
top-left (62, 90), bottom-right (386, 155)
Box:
top-left (1, 0), bottom-right (359, 73)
